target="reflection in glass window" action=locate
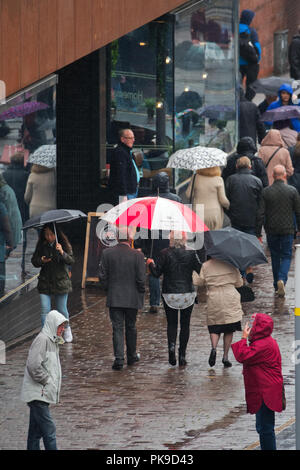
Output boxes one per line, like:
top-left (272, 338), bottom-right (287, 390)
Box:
top-left (0, 82), bottom-right (56, 301)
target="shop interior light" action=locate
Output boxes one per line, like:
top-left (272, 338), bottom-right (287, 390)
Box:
top-left (156, 101), bottom-right (163, 108)
top-left (139, 42), bottom-right (147, 46)
top-left (202, 73), bottom-right (208, 79)
top-left (184, 87), bottom-right (190, 92)
top-left (165, 56), bottom-right (172, 64)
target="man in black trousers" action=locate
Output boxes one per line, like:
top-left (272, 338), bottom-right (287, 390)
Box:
top-left (98, 227), bottom-right (146, 370)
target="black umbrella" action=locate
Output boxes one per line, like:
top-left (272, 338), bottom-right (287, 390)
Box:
top-left (23, 209), bottom-right (87, 242)
top-left (251, 76), bottom-right (300, 95)
top-left (204, 227), bottom-right (267, 271)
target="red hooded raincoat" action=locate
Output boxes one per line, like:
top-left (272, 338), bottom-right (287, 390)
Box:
top-left (231, 313), bottom-right (283, 414)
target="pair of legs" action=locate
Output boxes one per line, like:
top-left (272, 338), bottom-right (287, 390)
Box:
top-left (255, 401), bottom-right (276, 450)
top-left (109, 307), bottom-right (138, 367)
top-left (240, 63), bottom-right (259, 101)
top-left (266, 233), bottom-right (294, 292)
top-left (210, 332), bottom-right (233, 362)
top-left (163, 300), bottom-right (194, 365)
top-left (149, 274), bottom-right (160, 309)
top-left (27, 400), bottom-right (57, 450)
top-left (40, 293), bottom-right (69, 327)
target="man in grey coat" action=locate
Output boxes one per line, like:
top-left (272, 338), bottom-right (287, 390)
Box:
top-left (98, 227), bottom-right (146, 370)
top-left (20, 310), bottom-right (68, 450)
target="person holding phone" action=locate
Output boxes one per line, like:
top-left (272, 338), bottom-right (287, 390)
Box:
top-left (231, 313), bottom-right (285, 450)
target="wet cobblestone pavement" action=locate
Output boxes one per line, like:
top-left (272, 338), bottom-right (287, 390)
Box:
top-left (0, 240), bottom-right (297, 451)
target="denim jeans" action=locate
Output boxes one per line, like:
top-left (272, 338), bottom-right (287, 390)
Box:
top-left (255, 402), bottom-right (276, 450)
top-left (109, 308), bottom-right (138, 364)
top-left (149, 274), bottom-right (160, 307)
top-left (27, 400), bottom-right (57, 450)
top-left (266, 233), bottom-right (294, 289)
top-left (40, 293), bottom-right (69, 327)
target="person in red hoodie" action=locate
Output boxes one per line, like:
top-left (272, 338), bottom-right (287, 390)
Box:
top-left (231, 313), bottom-right (284, 450)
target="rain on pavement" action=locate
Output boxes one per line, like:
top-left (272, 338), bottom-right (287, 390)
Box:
top-left (0, 239), bottom-right (297, 450)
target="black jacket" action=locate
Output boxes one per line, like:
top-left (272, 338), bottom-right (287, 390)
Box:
top-left (288, 35), bottom-right (300, 80)
top-left (256, 180), bottom-right (300, 236)
top-left (149, 247), bottom-right (202, 293)
top-left (108, 142), bottom-right (138, 199)
top-left (225, 168), bottom-right (263, 229)
top-left (239, 87), bottom-right (266, 144)
top-left (222, 137), bottom-right (269, 187)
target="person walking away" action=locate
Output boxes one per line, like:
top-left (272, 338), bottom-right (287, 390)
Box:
top-left (186, 166), bottom-right (229, 230)
top-left (231, 313), bottom-right (285, 450)
top-left (20, 310), bottom-right (68, 450)
top-left (193, 257), bottom-right (243, 368)
top-left (258, 129), bottom-right (294, 185)
top-left (239, 10), bottom-right (261, 101)
top-left (147, 231), bottom-right (202, 367)
top-left (256, 165), bottom-right (300, 297)
top-left (24, 164), bottom-right (56, 219)
top-left (222, 137), bottom-right (268, 188)
top-left (239, 86), bottom-right (266, 144)
top-left (98, 227), bottom-right (146, 370)
top-left (225, 157), bottom-right (263, 283)
top-left (108, 128), bottom-right (140, 204)
top-left (3, 152), bottom-right (29, 223)
top-left (31, 223), bottom-right (74, 342)
top-left (288, 26), bottom-right (300, 80)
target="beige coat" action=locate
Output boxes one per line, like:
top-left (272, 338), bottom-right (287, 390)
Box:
top-left (186, 174), bottom-right (230, 230)
top-left (193, 258), bottom-right (243, 326)
top-left (258, 129), bottom-right (294, 185)
top-left (24, 165), bottom-right (56, 218)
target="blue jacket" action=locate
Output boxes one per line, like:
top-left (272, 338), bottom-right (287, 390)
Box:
top-left (265, 83), bottom-right (300, 132)
top-left (239, 9), bottom-right (261, 66)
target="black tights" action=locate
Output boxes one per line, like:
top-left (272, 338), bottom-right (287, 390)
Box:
top-left (163, 300), bottom-right (193, 353)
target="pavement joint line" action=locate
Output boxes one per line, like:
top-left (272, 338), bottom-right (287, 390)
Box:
top-left (244, 417), bottom-right (296, 450)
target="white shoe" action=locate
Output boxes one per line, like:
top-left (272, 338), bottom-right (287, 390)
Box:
top-left (64, 326), bottom-right (73, 343)
top-left (277, 280), bottom-right (285, 298)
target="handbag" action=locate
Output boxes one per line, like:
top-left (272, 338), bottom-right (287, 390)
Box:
top-left (236, 285), bottom-right (255, 302)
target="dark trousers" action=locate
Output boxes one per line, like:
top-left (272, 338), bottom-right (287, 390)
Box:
top-left (255, 402), bottom-right (276, 450)
top-left (109, 307), bottom-right (138, 364)
top-left (240, 63), bottom-right (259, 101)
top-left (27, 400), bottom-right (57, 450)
top-left (163, 300), bottom-right (193, 353)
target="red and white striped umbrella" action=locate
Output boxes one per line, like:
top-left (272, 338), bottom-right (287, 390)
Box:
top-left (102, 197), bottom-right (208, 233)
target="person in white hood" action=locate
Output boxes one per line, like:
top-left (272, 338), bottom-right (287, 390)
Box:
top-left (20, 310), bottom-right (68, 450)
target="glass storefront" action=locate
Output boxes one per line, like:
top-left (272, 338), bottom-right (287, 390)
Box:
top-left (106, 0), bottom-right (238, 193)
top-left (0, 75), bottom-right (57, 302)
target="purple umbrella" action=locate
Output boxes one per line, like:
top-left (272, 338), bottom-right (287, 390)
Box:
top-left (198, 104), bottom-right (235, 120)
top-left (0, 101), bottom-right (49, 120)
top-left (261, 105), bottom-right (300, 122)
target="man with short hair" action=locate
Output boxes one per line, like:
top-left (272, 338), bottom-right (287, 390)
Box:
top-left (108, 128), bottom-right (140, 204)
top-left (256, 165), bottom-right (300, 297)
top-left (98, 227), bottom-right (146, 370)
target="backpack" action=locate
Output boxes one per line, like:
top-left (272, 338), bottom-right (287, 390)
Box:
top-left (239, 31), bottom-right (259, 64)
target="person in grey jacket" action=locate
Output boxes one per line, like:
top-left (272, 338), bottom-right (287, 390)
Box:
top-left (20, 310), bottom-right (68, 450)
top-left (98, 227), bottom-right (146, 370)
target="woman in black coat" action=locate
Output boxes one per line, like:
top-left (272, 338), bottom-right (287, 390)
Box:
top-left (147, 231), bottom-right (202, 366)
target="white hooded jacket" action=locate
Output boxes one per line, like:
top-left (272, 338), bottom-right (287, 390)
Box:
top-left (20, 310), bottom-right (68, 404)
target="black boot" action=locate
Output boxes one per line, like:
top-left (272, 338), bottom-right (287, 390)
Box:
top-left (168, 343), bottom-right (176, 366)
top-left (178, 349), bottom-right (187, 366)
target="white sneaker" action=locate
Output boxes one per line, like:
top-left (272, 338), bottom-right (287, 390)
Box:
top-left (64, 326), bottom-right (73, 343)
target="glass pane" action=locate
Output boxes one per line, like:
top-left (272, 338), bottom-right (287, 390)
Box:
top-left (0, 84), bottom-right (56, 301)
top-left (174, 0), bottom-right (238, 189)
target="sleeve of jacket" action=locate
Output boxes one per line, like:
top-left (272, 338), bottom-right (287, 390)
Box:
top-left (98, 251), bottom-right (109, 290)
top-left (293, 190), bottom-right (300, 229)
top-left (255, 159), bottom-right (269, 187)
top-left (112, 149), bottom-right (128, 195)
top-left (1, 213), bottom-right (14, 248)
top-left (31, 244), bottom-right (44, 268)
top-left (26, 335), bottom-right (50, 386)
top-left (231, 338), bottom-right (267, 365)
top-left (255, 191), bottom-right (265, 237)
top-left (289, 42), bottom-right (300, 79)
top-left (217, 178), bottom-right (230, 210)
top-left (256, 109), bottom-right (266, 144)
top-left (135, 251), bottom-right (146, 293)
top-left (149, 249), bottom-right (167, 278)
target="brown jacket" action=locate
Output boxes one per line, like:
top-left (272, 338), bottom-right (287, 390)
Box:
top-left (258, 130), bottom-right (294, 185)
top-left (193, 258), bottom-right (243, 326)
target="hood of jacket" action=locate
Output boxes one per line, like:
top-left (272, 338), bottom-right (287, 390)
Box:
top-left (278, 83), bottom-right (293, 101)
top-left (240, 9), bottom-right (255, 26)
top-left (260, 129), bottom-right (285, 147)
top-left (152, 171), bottom-right (170, 193)
top-left (237, 136), bottom-right (257, 156)
top-left (249, 313), bottom-right (273, 343)
top-left (42, 310), bottom-right (68, 344)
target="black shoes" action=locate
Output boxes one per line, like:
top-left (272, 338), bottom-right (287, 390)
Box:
top-left (222, 358), bottom-right (232, 368)
top-left (149, 306), bottom-right (158, 313)
top-left (179, 354), bottom-right (187, 367)
top-left (112, 360), bottom-right (123, 370)
top-left (127, 353), bottom-right (140, 366)
top-left (208, 348), bottom-right (216, 367)
top-left (168, 344), bottom-right (176, 366)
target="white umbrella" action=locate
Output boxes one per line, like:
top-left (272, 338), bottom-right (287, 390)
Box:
top-left (167, 146), bottom-right (227, 171)
top-left (28, 144), bottom-right (56, 168)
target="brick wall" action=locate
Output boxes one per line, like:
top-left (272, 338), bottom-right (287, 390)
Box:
top-left (240, 0), bottom-right (300, 77)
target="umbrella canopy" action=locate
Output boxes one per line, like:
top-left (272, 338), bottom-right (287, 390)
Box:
top-left (198, 104), bottom-right (235, 120)
top-left (251, 76), bottom-right (300, 95)
top-left (167, 146), bottom-right (227, 171)
top-left (101, 197), bottom-right (209, 233)
top-left (0, 101), bottom-right (49, 120)
top-left (28, 144), bottom-right (56, 168)
top-left (23, 209), bottom-right (87, 230)
top-left (261, 105), bottom-right (300, 122)
top-left (204, 227), bottom-right (267, 271)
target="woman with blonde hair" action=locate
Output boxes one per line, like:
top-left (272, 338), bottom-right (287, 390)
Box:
top-left (146, 231), bottom-right (202, 367)
top-left (186, 166), bottom-right (230, 230)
